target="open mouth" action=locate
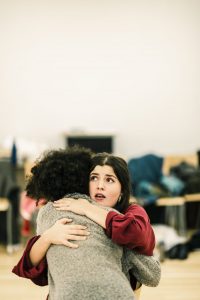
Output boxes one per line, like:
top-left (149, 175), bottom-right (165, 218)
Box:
top-left (94, 193), bottom-right (106, 201)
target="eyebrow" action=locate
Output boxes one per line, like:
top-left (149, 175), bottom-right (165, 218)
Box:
top-left (90, 172), bottom-right (117, 179)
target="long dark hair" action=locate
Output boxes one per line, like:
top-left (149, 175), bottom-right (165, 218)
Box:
top-left (90, 153), bottom-right (131, 212)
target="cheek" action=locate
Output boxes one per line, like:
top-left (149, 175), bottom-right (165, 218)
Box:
top-left (108, 190), bottom-right (121, 205)
top-left (89, 182), bottom-right (95, 195)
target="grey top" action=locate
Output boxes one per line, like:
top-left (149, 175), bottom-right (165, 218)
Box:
top-left (37, 194), bottom-right (160, 300)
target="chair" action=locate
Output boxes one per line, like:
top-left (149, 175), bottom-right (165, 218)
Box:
top-left (185, 193), bottom-right (200, 228)
top-left (156, 154), bottom-right (200, 235)
top-left (0, 197), bottom-right (13, 253)
top-left (156, 196), bottom-right (187, 236)
top-left (0, 159), bottom-right (20, 252)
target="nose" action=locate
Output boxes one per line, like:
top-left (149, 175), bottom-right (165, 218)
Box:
top-left (97, 180), bottom-right (104, 190)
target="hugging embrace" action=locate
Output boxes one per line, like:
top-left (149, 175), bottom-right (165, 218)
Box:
top-left (13, 146), bottom-right (160, 300)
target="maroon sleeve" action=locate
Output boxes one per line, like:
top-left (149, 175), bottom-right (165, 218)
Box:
top-left (12, 236), bottom-right (48, 286)
top-left (105, 204), bottom-right (155, 255)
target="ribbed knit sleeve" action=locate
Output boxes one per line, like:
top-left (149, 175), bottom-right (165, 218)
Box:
top-left (12, 236), bottom-right (48, 286)
top-left (105, 204), bottom-right (155, 255)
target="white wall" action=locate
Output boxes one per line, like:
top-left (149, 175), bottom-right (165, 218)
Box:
top-left (0, 0), bottom-right (199, 160)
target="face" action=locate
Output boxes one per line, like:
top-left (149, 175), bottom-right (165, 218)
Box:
top-left (89, 165), bottom-right (122, 208)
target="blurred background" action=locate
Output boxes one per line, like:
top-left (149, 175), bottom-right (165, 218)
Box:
top-left (0, 0), bottom-right (200, 299)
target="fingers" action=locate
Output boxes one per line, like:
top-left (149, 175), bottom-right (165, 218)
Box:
top-left (66, 235), bottom-right (88, 241)
top-left (54, 206), bottom-right (70, 211)
top-left (66, 224), bottom-right (88, 230)
top-left (60, 223), bottom-right (88, 230)
top-left (56, 218), bottom-right (73, 224)
top-left (62, 234), bottom-right (89, 248)
top-left (62, 241), bottom-right (79, 249)
top-left (53, 202), bottom-right (71, 210)
top-left (55, 220), bottom-right (89, 233)
top-left (54, 198), bottom-right (74, 204)
top-left (53, 203), bottom-right (70, 208)
top-left (66, 229), bottom-right (90, 236)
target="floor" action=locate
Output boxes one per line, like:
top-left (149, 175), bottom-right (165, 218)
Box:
top-left (0, 245), bottom-right (200, 300)
top-left (0, 245), bottom-right (48, 300)
top-left (141, 250), bottom-right (200, 300)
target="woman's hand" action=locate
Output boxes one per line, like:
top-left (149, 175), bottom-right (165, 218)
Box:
top-left (30, 217), bottom-right (90, 266)
top-left (53, 198), bottom-right (91, 216)
top-left (53, 198), bottom-right (108, 229)
top-left (42, 217), bottom-right (90, 249)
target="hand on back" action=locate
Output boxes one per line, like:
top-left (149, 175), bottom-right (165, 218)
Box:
top-left (53, 198), bottom-right (91, 216)
top-left (43, 217), bottom-right (90, 248)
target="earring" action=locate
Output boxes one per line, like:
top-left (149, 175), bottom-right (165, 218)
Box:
top-left (118, 194), bottom-right (122, 203)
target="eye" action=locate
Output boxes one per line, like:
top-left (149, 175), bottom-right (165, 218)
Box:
top-left (90, 175), bottom-right (98, 181)
top-left (106, 177), bottom-right (114, 183)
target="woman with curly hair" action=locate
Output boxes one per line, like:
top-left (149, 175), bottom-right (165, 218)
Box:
top-left (13, 147), bottom-right (159, 299)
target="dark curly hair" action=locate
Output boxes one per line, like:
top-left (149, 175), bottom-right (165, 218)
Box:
top-left (26, 146), bottom-right (93, 203)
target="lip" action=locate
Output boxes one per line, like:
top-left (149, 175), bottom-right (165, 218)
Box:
top-left (94, 193), bottom-right (106, 201)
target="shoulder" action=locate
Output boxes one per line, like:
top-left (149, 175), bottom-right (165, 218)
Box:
top-left (36, 202), bottom-right (58, 234)
top-left (125, 203), bottom-right (146, 213)
top-left (65, 193), bottom-right (92, 202)
top-left (124, 203), bottom-right (150, 219)
top-left (37, 202), bottom-right (53, 218)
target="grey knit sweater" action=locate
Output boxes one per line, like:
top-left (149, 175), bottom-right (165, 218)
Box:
top-left (37, 194), bottom-right (160, 300)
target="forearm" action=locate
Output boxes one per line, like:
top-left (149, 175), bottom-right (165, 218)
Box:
top-left (128, 251), bottom-right (161, 287)
top-left (29, 233), bottom-right (51, 266)
top-left (12, 236), bottom-right (48, 286)
top-left (84, 204), bottom-right (109, 229)
top-left (53, 198), bottom-right (109, 229)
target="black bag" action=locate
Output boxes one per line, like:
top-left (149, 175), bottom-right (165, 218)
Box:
top-left (187, 230), bottom-right (200, 251)
top-left (185, 171), bottom-right (200, 193)
top-left (170, 162), bottom-right (200, 194)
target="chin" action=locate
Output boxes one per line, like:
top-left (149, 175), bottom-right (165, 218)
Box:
top-left (96, 200), bottom-right (105, 206)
